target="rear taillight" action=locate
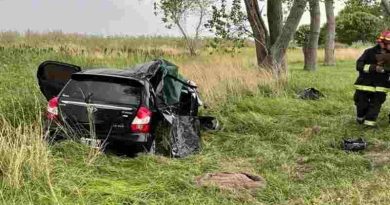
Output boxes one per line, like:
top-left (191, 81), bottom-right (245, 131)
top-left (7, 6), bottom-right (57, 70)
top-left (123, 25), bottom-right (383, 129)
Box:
top-left (47, 97), bottom-right (59, 120)
top-left (131, 106), bottom-right (152, 133)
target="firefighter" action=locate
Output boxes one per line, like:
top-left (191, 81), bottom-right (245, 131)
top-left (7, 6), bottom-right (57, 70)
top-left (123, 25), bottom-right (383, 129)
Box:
top-left (354, 31), bottom-right (390, 127)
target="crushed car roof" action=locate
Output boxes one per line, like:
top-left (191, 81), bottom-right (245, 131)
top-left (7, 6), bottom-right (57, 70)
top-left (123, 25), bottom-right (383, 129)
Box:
top-left (75, 61), bottom-right (159, 80)
top-left (37, 59), bottom-right (191, 106)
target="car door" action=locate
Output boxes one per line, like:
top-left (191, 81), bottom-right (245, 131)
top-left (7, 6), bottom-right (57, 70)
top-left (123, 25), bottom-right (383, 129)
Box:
top-left (37, 61), bottom-right (81, 100)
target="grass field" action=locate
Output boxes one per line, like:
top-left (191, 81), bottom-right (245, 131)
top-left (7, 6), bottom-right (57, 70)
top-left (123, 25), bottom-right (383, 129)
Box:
top-left (1, 33), bottom-right (390, 204)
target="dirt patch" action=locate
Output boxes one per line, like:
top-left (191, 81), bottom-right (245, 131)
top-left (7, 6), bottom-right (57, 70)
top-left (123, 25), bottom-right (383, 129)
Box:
top-left (298, 126), bottom-right (321, 141)
top-left (195, 172), bottom-right (266, 191)
top-left (283, 157), bottom-right (313, 181)
top-left (293, 164), bottom-right (313, 181)
top-left (366, 152), bottom-right (390, 167)
top-left (365, 142), bottom-right (390, 167)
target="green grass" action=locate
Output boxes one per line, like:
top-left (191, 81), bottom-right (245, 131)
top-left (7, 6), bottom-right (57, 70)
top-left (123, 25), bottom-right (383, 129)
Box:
top-left (1, 35), bottom-right (390, 204)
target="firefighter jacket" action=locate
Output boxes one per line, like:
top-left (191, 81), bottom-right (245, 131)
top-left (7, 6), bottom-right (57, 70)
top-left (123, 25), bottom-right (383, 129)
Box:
top-left (354, 45), bottom-right (390, 92)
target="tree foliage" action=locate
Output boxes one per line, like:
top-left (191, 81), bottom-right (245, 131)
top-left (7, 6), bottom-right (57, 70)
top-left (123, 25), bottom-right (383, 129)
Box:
top-left (154, 0), bottom-right (212, 55)
top-left (336, 11), bottom-right (382, 44)
top-left (205, 0), bottom-right (248, 54)
top-left (294, 24), bottom-right (326, 47)
top-left (295, 25), bottom-right (311, 47)
top-left (334, 0), bottom-right (389, 44)
top-left (340, 0), bottom-right (381, 16)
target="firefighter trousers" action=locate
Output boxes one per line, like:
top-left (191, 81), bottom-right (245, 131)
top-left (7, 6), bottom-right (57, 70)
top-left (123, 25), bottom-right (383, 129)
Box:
top-left (354, 90), bottom-right (387, 125)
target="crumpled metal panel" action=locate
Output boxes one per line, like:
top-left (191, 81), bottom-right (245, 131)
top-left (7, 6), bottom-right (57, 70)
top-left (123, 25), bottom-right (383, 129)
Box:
top-left (170, 115), bottom-right (201, 158)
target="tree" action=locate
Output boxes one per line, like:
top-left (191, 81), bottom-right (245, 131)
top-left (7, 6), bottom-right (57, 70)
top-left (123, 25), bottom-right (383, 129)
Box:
top-left (336, 11), bottom-right (382, 44)
top-left (383, 0), bottom-right (390, 16)
top-left (295, 25), bottom-right (311, 47)
top-left (340, 0), bottom-right (381, 16)
top-left (381, 0), bottom-right (390, 27)
top-left (304, 0), bottom-right (321, 71)
top-left (207, 0), bottom-right (308, 76)
top-left (154, 0), bottom-right (212, 56)
top-left (294, 24), bottom-right (326, 47)
top-left (324, 0), bottom-right (336, 66)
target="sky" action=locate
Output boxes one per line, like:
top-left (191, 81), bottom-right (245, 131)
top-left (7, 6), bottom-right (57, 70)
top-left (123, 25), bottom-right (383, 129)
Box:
top-left (0, 0), bottom-right (345, 36)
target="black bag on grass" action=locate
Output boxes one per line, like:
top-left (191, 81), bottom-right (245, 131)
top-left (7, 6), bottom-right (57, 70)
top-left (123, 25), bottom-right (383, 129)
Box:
top-left (342, 138), bottom-right (367, 152)
top-left (298, 87), bottom-right (325, 100)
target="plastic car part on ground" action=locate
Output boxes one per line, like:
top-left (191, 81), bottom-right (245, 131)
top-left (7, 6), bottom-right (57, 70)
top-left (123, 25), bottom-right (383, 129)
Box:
top-left (297, 87), bottom-right (325, 100)
top-left (342, 138), bottom-right (367, 152)
top-left (199, 116), bottom-right (220, 131)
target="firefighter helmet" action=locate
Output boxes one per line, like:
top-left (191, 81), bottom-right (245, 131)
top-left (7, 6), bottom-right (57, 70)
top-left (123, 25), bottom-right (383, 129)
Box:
top-left (376, 30), bottom-right (388, 43)
top-left (381, 30), bottom-right (390, 44)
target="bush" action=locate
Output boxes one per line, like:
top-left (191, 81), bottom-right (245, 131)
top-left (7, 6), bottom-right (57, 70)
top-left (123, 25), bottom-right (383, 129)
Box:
top-left (294, 25), bottom-right (311, 47)
top-left (336, 11), bottom-right (382, 45)
top-left (350, 40), bottom-right (375, 49)
top-left (294, 24), bottom-right (326, 47)
top-left (319, 24), bottom-right (327, 46)
top-left (334, 42), bottom-right (349, 49)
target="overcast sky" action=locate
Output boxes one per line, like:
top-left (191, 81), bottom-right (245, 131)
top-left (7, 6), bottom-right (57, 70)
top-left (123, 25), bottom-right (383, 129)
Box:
top-left (0, 0), bottom-right (345, 36)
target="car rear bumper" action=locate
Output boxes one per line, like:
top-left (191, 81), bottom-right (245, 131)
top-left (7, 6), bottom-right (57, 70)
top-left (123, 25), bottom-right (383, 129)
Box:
top-left (45, 122), bottom-right (151, 143)
top-left (109, 133), bottom-right (151, 143)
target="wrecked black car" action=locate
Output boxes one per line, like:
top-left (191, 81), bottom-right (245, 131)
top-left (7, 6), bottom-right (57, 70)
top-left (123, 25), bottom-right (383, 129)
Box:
top-left (37, 59), bottom-right (216, 157)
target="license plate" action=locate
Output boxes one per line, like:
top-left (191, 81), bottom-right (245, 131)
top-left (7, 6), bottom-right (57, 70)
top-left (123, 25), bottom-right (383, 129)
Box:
top-left (80, 137), bottom-right (102, 148)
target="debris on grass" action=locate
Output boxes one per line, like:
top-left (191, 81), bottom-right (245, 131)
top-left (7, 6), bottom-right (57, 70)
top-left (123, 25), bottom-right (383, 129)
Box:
top-left (195, 172), bottom-right (266, 191)
top-left (297, 87), bottom-right (325, 100)
top-left (342, 138), bottom-right (367, 152)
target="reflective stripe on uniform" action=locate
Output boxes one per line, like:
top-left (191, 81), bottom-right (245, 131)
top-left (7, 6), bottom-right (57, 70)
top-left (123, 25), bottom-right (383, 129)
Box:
top-left (375, 87), bottom-right (390, 92)
top-left (363, 65), bottom-right (370, 73)
top-left (364, 120), bottom-right (376, 126)
top-left (354, 85), bottom-right (390, 93)
top-left (354, 85), bottom-right (376, 92)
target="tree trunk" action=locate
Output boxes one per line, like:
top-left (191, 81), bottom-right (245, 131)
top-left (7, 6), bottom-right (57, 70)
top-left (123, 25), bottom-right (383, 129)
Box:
top-left (304, 0), bottom-right (320, 71)
top-left (175, 20), bottom-right (197, 56)
top-left (267, 0), bottom-right (287, 71)
top-left (244, 0), bottom-right (307, 75)
top-left (269, 0), bottom-right (308, 76)
top-left (267, 0), bottom-right (283, 46)
top-left (244, 0), bottom-right (270, 67)
top-left (303, 47), bottom-right (309, 68)
top-left (324, 0), bottom-right (336, 66)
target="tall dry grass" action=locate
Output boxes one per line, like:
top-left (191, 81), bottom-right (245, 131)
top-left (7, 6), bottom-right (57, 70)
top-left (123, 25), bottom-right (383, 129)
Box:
top-left (178, 55), bottom-right (276, 106)
top-left (0, 118), bottom-right (51, 189)
top-left (177, 47), bottom-right (363, 106)
top-left (287, 48), bottom-right (365, 63)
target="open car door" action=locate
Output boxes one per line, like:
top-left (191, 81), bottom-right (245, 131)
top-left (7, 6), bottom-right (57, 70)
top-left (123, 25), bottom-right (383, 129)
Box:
top-left (37, 61), bottom-right (81, 100)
